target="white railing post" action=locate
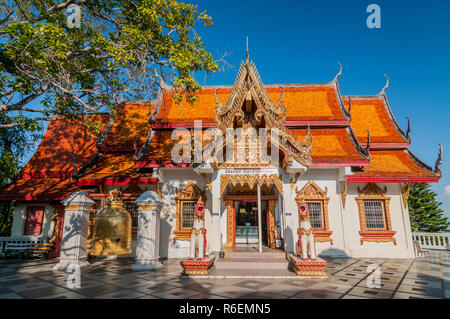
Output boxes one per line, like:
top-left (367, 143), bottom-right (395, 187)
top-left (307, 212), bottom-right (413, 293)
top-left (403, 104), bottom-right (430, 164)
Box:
top-left (412, 232), bottom-right (450, 251)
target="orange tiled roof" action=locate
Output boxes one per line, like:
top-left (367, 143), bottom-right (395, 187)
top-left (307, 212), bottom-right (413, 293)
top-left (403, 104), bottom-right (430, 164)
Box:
top-left (77, 153), bottom-right (155, 185)
top-left (0, 177), bottom-right (80, 200)
top-left (22, 116), bottom-right (107, 175)
top-left (154, 85), bottom-right (347, 124)
top-left (348, 149), bottom-right (438, 182)
top-left (103, 102), bottom-right (154, 149)
top-left (343, 96), bottom-right (408, 144)
top-left (291, 128), bottom-right (368, 164)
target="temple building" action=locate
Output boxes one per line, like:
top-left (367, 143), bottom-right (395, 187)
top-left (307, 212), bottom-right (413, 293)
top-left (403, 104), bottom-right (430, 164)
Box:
top-left (0, 55), bottom-right (442, 261)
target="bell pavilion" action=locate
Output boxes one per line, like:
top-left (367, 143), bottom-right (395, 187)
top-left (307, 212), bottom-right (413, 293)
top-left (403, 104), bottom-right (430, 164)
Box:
top-left (0, 53), bottom-right (442, 266)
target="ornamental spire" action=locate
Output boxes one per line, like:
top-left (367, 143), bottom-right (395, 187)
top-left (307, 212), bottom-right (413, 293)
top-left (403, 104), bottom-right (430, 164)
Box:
top-left (434, 144), bottom-right (443, 176)
top-left (246, 37), bottom-right (249, 63)
top-left (378, 74), bottom-right (389, 95)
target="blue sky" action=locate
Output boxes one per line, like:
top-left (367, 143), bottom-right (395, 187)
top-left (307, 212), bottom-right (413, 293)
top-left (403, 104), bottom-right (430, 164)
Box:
top-left (187, 0), bottom-right (450, 218)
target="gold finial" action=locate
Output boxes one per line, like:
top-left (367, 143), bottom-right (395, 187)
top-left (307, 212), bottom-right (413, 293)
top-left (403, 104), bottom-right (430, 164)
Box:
top-left (108, 189), bottom-right (123, 207)
top-left (246, 37), bottom-right (249, 63)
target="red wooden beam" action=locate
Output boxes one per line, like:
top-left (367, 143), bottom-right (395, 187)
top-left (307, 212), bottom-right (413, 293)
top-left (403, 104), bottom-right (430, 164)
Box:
top-left (347, 176), bottom-right (440, 183)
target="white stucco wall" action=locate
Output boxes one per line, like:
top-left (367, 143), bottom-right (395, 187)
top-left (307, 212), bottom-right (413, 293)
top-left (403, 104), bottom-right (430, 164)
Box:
top-left (8, 169), bottom-right (415, 260)
top-left (11, 203), bottom-right (56, 239)
top-left (343, 182), bottom-right (415, 258)
top-left (156, 168), bottom-right (211, 259)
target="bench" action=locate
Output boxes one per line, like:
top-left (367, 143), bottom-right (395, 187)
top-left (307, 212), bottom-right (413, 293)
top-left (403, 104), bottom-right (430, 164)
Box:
top-left (1, 239), bottom-right (53, 260)
top-left (29, 242), bottom-right (54, 259)
top-left (3, 243), bottom-right (33, 259)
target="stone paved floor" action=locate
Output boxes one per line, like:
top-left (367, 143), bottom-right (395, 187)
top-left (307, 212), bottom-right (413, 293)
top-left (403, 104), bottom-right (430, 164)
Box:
top-left (0, 251), bottom-right (449, 299)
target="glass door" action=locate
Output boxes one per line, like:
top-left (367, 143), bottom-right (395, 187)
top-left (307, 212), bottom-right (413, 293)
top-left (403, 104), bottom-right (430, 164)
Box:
top-left (235, 201), bottom-right (267, 245)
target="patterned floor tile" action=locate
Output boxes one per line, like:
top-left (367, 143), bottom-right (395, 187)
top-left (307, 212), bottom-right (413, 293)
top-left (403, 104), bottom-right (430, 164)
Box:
top-left (207, 286), bottom-right (254, 299)
top-left (134, 283), bottom-right (178, 295)
top-left (237, 291), bottom-right (286, 299)
top-left (188, 293), bottom-right (230, 299)
top-left (309, 282), bottom-right (353, 294)
top-left (258, 283), bottom-right (310, 297)
top-left (345, 286), bottom-right (394, 299)
top-left (289, 289), bottom-right (343, 299)
top-left (0, 251), bottom-right (448, 299)
top-left (0, 292), bottom-right (23, 299)
top-left (93, 290), bottom-right (146, 299)
top-left (150, 287), bottom-right (201, 299)
top-left (233, 279), bottom-right (272, 290)
top-left (392, 291), bottom-right (440, 299)
top-left (396, 283), bottom-right (443, 297)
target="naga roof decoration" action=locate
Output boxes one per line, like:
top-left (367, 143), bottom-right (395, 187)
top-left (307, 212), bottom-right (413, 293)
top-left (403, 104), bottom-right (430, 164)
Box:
top-left (213, 59), bottom-right (313, 167)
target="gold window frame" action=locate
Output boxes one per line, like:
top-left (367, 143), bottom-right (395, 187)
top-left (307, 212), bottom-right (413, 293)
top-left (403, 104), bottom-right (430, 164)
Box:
top-left (174, 180), bottom-right (206, 241)
top-left (355, 183), bottom-right (396, 245)
top-left (295, 179), bottom-right (333, 244)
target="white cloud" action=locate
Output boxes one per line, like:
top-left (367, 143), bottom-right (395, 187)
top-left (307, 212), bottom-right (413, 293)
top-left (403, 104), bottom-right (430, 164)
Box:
top-left (445, 185), bottom-right (450, 195)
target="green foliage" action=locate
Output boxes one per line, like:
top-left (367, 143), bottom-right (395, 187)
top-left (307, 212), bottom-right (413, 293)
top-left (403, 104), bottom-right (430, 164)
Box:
top-left (0, 113), bottom-right (41, 237)
top-left (408, 183), bottom-right (449, 232)
top-left (0, 0), bottom-right (218, 131)
top-left (0, 201), bottom-right (13, 236)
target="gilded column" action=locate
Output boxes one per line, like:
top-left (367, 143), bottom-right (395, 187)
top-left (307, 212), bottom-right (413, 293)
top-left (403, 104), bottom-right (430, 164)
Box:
top-left (268, 199), bottom-right (277, 249)
top-left (223, 199), bottom-right (235, 248)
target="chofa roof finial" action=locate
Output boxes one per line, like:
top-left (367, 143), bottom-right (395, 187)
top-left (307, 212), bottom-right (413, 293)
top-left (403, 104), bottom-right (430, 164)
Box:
top-left (405, 117), bottom-right (411, 141)
top-left (366, 130), bottom-right (371, 153)
top-left (214, 89), bottom-right (222, 108)
top-left (379, 74), bottom-right (389, 95)
top-left (246, 37), bottom-right (249, 63)
top-left (333, 62), bottom-right (342, 82)
top-left (434, 144), bottom-right (443, 176)
top-left (71, 151), bottom-right (78, 179)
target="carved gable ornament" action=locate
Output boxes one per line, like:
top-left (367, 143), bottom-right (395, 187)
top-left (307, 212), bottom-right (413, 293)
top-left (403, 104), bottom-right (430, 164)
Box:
top-left (175, 180), bottom-right (206, 202)
top-left (357, 182), bottom-right (387, 198)
top-left (296, 179), bottom-right (328, 201)
top-left (212, 58), bottom-right (313, 168)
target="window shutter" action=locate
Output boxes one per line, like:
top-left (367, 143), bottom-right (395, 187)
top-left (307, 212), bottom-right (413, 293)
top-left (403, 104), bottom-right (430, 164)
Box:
top-left (25, 206), bottom-right (45, 236)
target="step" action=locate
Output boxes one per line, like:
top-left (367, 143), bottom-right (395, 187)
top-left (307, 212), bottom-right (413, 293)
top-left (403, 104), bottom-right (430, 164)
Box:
top-left (215, 258), bottom-right (289, 270)
top-left (224, 251), bottom-right (286, 259)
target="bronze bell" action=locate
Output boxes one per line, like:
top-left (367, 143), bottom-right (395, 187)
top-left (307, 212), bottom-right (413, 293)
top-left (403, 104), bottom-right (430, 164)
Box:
top-left (91, 189), bottom-right (132, 256)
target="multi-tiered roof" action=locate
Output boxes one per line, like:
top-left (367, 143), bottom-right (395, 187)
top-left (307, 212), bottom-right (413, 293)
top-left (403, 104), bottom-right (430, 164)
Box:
top-left (0, 59), bottom-right (441, 200)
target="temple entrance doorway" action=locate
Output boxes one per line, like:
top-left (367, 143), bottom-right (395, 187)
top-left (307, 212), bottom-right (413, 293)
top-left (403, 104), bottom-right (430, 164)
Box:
top-left (235, 200), bottom-right (268, 246)
top-left (223, 183), bottom-right (279, 250)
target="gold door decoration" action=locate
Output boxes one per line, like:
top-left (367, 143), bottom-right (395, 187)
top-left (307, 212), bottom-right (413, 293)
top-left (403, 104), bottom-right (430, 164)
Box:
top-left (295, 179), bottom-right (333, 244)
top-left (224, 199), bottom-right (235, 248)
top-left (220, 174), bottom-right (283, 198)
top-left (223, 184), bottom-right (278, 249)
top-left (174, 180), bottom-right (206, 241)
top-left (355, 183), bottom-right (396, 245)
top-left (267, 199), bottom-right (277, 249)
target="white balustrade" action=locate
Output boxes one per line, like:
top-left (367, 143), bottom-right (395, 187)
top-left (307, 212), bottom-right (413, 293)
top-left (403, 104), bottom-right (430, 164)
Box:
top-left (412, 232), bottom-right (450, 251)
